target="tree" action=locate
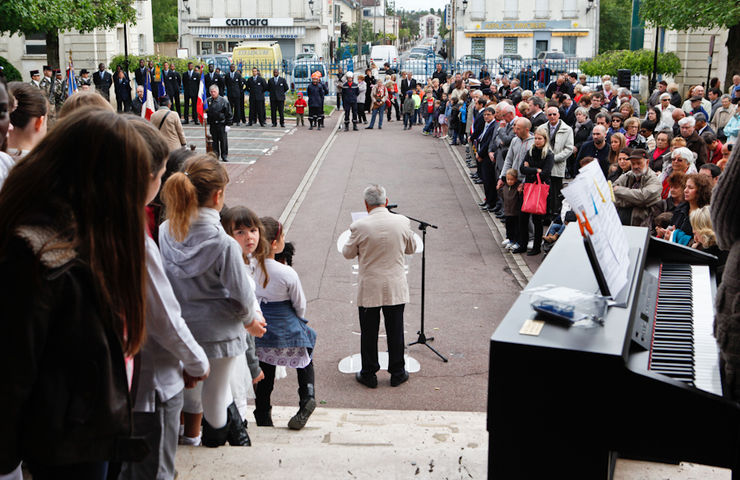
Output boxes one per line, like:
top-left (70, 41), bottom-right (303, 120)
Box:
top-left (599, 0), bottom-right (631, 53)
top-left (0, 0), bottom-right (137, 69)
top-left (347, 20), bottom-right (375, 45)
top-left (580, 49), bottom-right (681, 77)
top-left (152, 0), bottom-right (178, 43)
top-left (640, 0), bottom-right (740, 90)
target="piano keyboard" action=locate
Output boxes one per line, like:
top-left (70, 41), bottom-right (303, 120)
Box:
top-left (648, 264), bottom-right (722, 395)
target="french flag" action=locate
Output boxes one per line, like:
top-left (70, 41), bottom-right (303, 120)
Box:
top-left (196, 65), bottom-right (208, 123)
top-left (66, 61), bottom-right (78, 97)
top-left (142, 70), bottom-right (156, 120)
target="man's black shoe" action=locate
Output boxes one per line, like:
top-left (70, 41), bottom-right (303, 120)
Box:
top-left (390, 371), bottom-right (409, 387)
top-left (365, 126), bottom-right (373, 129)
top-left (353, 125), bottom-right (359, 131)
top-left (221, 157), bottom-right (228, 162)
top-left (355, 372), bottom-right (377, 388)
top-left (527, 249), bottom-right (542, 256)
top-left (511, 246), bottom-right (527, 254)
top-left (474, 179), bottom-right (484, 184)
top-left (478, 201), bottom-right (488, 207)
top-left (247, 122), bottom-right (253, 126)
top-left (480, 205), bottom-right (493, 211)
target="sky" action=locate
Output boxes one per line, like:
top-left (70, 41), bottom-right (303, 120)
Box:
top-left (394, 0), bottom-right (448, 13)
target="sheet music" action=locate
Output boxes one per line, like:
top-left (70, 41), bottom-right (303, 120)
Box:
top-left (562, 161), bottom-right (630, 297)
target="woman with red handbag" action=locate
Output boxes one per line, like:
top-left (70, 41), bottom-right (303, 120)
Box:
top-left (513, 125), bottom-right (554, 256)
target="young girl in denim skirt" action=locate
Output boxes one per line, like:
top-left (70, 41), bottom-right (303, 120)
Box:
top-left (253, 217), bottom-right (317, 430)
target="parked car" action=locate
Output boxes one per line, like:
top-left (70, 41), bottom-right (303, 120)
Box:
top-left (296, 52), bottom-right (319, 61)
top-left (495, 54), bottom-right (524, 77)
top-left (291, 60), bottom-right (327, 95)
top-left (199, 54), bottom-right (232, 73)
top-left (370, 45), bottom-right (400, 73)
top-left (456, 54), bottom-right (484, 74)
top-left (535, 51), bottom-right (570, 75)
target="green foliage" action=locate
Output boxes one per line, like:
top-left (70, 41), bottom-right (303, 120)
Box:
top-left (347, 20), bottom-right (375, 44)
top-left (639, 0), bottom-right (740, 31)
top-left (439, 23), bottom-right (449, 39)
top-left (152, 0), bottom-right (178, 43)
top-left (109, 53), bottom-right (201, 72)
top-left (399, 28), bottom-right (410, 41)
top-left (599, 0), bottom-right (631, 53)
top-left (0, 56), bottom-right (22, 82)
top-left (580, 49), bottom-right (682, 77)
top-left (0, 0), bottom-right (137, 36)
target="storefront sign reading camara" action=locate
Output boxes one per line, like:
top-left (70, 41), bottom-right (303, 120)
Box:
top-left (210, 18), bottom-right (294, 27)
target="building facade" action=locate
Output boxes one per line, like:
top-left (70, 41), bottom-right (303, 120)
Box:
top-left (0, 0), bottom-right (153, 81)
top-left (642, 27), bottom-right (729, 94)
top-left (419, 14), bottom-right (442, 39)
top-left (178, 0), bottom-right (336, 61)
top-left (453, 0), bottom-right (598, 60)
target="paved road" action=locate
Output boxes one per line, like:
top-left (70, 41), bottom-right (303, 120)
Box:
top-left (218, 111), bottom-right (529, 413)
top-left (183, 123), bottom-right (294, 164)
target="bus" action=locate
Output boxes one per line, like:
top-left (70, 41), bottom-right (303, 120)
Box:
top-left (232, 42), bottom-right (284, 74)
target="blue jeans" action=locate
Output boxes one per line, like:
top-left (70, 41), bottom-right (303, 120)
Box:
top-left (403, 113), bottom-right (413, 127)
top-left (368, 104), bottom-right (385, 128)
top-left (423, 113), bottom-right (435, 132)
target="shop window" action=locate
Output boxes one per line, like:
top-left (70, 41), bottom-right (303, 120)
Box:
top-left (200, 41), bottom-right (213, 55)
top-left (503, 37), bottom-right (518, 55)
top-left (215, 41), bottom-right (226, 53)
top-left (471, 38), bottom-right (485, 59)
top-left (562, 36), bottom-right (576, 56)
top-left (228, 41), bottom-right (240, 52)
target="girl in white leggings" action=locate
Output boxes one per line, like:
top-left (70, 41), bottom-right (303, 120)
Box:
top-left (159, 154), bottom-right (266, 447)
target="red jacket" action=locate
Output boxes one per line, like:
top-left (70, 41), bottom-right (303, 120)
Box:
top-left (294, 98), bottom-right (307, 115)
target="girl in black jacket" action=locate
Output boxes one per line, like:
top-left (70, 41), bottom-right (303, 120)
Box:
top-left (513, 125), bottom-right (554, 256)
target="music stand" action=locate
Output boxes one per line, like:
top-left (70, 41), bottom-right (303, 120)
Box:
top-left (389, 206), bottom-right (448, 363)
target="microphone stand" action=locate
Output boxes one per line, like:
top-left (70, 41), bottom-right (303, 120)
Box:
top-left (388, 205), bottom-right (448, 363)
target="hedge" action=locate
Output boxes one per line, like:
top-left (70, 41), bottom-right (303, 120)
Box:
top-left (0, 56), bottom-right (23, 82)
top-left (109, 54), bottom-right (201, 73)
top-left (580, 49), bottom-right (682, 78)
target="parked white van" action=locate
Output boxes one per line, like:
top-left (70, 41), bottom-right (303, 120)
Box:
top-left (370, 45), bottom-right (399, 72)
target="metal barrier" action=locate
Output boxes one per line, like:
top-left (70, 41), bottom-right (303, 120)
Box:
top-left (397, 57), bottom-right (641, 93)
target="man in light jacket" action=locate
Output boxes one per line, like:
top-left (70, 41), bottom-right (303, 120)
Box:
top-left (342, 185), bottom-right (417, 389)
top-left (545, 106), bottom-right (574, 216)
top-left (613, 150), bottom-right (662, 227)
top-left (498, 117), bottom-right (534, 186)
top-left (150, 96), bottom-right (187, 152)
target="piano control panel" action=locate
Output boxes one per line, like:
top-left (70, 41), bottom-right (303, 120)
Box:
top-left (630, 270), bottom-right (658, 350)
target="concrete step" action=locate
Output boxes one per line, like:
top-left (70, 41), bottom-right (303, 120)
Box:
top-left (175, 406), bottom-right (730, 479)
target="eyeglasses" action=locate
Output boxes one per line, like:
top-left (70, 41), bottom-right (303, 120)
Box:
top-left (547, 113), bottom-right (558, 116)
top-left (661, 99), bottom-right (670, 101)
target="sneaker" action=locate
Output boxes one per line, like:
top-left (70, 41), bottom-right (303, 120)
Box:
top-left (502, 239), bottom-right (511, 248)
top-left (507, 243), bottom-right (520, 251)
top-left (422, 131), bottom-right (430, 136)
top-left (441, 134), bottom-right (448, 139)
top-left (179, 434), bottom-right (201, 446)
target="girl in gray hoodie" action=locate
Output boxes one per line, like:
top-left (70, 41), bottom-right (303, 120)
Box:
top-left (159, 154), bottom-right (266, 448)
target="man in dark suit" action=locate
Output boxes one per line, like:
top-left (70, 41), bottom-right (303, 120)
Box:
top-left (162, 62), bottom-right (181, 119)
top-left (225, 64), bottom-right (243, 126)
top-left (400, 72), bottom-right (417, 98)
top-left (182, 62), bottom-right (200, 124)
top-left (236, 71), bottom-right (248, 126)
top-left (92, 63), bottom-right (113, 101)
top-left (134, 59), bottom-right (149, 88)
top-left (267, 68), bottom-right (289, 127)
top-left (476, 107), bottom-right (500, 212)
top-left (559, 94), bottom-right (577, 127)
top-left (246, 68), bottom-right (267, 126)
top-left (114, 68), bottom-right (132, 112)
top-left (204, 64), bottom-right (223, 95)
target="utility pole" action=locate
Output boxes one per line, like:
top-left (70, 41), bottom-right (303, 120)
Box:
top-left (357, 0), bottom-right (362, 67)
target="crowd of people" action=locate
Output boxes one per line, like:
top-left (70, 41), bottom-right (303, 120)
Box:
top-left (337, 63), bottom-right (737, 259)
top-left (0, 75), bottom-right (320, 480)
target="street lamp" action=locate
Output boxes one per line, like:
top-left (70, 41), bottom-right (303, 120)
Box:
top-left (462, 0), bottom-right (468, 11)
top-left (308, 0), bottom-right (314, 15)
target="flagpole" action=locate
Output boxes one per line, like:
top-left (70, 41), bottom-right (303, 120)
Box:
top-left (201, 65), bottom-right (212, 153)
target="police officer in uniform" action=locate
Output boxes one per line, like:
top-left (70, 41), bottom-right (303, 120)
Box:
top-left (246, 67), bottom-right (267, 127)
top-left (207, 84), bottom-right (232, 162)
top-left (225, 64), bottom-right (243, 126)
top-left (267, 68), bottom-right (289, 127)
top-left (342, 71), bottom-right (360, 131)
top-left (93, 63), bottom-right (113, 100)
top-left (162, 61), bottom-right (182, 118)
